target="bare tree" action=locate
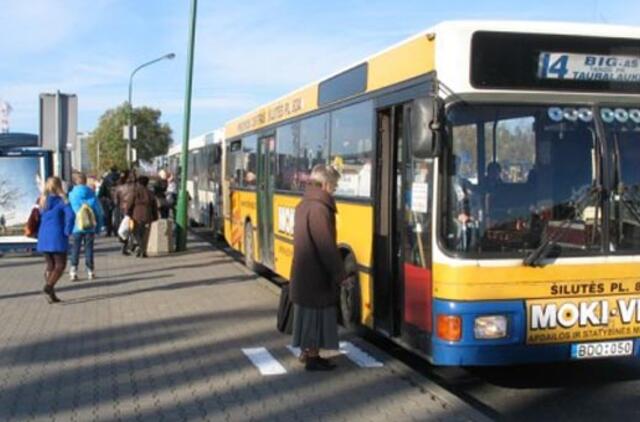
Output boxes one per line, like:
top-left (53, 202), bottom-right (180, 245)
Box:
top-left (0, 179), bottom-right (19, 210)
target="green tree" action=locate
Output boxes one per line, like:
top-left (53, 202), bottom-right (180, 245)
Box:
top-left (89, 103), bottom-right (172, 174)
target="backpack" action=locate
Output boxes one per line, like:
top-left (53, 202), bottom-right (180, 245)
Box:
top-left (76, 202), bottom-right (97, 231)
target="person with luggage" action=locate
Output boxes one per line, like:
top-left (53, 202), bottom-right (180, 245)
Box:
top-left (36, 177), bottom-right (75, 303)
top-left (127, 176), bottom-right (159, 258)
top-left (115, 170), bottom-right (136, 255)
top-left (289, 164), bottom-right (349, 371)
top-left (68, 172), bottom-right (104, 281)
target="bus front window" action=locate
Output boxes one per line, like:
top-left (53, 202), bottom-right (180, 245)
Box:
top-left (443, 104), bottom-right (602, 257)
top-left (607, 106), bottom-right (640, 252)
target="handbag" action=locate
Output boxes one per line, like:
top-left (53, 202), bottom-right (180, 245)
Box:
top-left (276, 284), bottom-right (294, 335)
top-left (118, 215), bottom-right (132, 241)
top-left (24, 206), bottom-right (41, 238)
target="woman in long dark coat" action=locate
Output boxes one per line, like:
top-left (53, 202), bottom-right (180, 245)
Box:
top-left (127, 176), bottom-right (158, 258)
top-left (290, 164), bottom-right (346, 371)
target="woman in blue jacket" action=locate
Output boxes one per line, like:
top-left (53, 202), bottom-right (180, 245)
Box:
top-left (37, 177), bottom-right (75, 303)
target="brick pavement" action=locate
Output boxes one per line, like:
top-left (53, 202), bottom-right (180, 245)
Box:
top-left (0, 235), bottom-right (490, 422)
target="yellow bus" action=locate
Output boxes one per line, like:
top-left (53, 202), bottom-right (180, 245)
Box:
top-left (222, 21), bottom-right (640, 365)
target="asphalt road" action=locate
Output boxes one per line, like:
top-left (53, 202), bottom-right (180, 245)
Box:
top-left (367, 331), bottom-right (640, 421)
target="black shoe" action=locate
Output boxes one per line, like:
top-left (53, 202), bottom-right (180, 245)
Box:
top-left (305, 357), bottom-right (336, 371)
top-left (121, 247), bottom-right (131, 256)
top-left (315, 356), bottom-right (336, 369)
top-left (43, 285), bottom-right (61, 304)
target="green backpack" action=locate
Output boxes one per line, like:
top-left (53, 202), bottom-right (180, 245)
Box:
top-left (76, 203), bottom-right (97, 231)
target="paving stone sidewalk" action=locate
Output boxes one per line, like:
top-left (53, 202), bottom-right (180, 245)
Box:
top-left (0, 235), bottom-right (489, 422)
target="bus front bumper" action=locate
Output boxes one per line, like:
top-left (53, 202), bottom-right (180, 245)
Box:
top-left (430, 299), bottom-right (640, 366)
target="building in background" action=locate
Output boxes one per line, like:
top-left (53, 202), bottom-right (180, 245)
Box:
top-left (72, 132), bottom-right (92, 174)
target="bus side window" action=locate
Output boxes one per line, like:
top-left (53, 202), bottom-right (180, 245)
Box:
top-left (242, 135), bottom-right (258, 187)
top-left (276, 123), bottom-right (299, 191)
top-left (299, 113), bottom-right (330, 189)
top-left (227, 140), bottom-right (244, 187)
top-left (330, 101), bottom-right (374, 197)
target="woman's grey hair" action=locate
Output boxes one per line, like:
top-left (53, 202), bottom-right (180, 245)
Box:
top-left (309, 164), bottom-right (341, 186)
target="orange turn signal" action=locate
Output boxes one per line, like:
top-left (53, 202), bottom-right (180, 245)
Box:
top-left (437, 315), bottom-right (462, 342)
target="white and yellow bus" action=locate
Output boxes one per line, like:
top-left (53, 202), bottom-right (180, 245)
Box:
top-left (163, 130), bottom-right (224, 232)
top-left (222, 21), bottom-right (640, 365)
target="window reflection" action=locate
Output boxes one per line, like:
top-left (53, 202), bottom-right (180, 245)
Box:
top-left (242, 135), bottom-right (258, 187)
top-left (276, 123), bottom-right (299, 190)
top-left (299, 114), bottom-right (329, 189)
top-left (330, 101), bottom-right (373, 198)
top-left (607, 107), bottom-right (640, 251)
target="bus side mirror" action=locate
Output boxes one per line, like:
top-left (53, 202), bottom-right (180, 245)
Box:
top-left (411, 97), bottom-right (442, 158)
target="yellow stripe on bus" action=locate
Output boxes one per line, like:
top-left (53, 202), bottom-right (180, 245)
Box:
top-left (367, 34), bottom-right (436, 92)
top-left (433, 262), bottom-right (640, 301)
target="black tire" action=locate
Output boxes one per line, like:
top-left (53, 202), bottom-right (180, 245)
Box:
top-left (339, 252), bottom-right (361, 331)
top-left (244, 222), bottom-right (258, 272)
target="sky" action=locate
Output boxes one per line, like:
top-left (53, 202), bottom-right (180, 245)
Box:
top-left (1, 0), bottom-right (638, 148)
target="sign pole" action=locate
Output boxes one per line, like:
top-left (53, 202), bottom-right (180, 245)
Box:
top-left (175, 0), bottom-right (198, 252)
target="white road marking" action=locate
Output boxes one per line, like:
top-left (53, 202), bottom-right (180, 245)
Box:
top-left (286, 345), bottom-right (302, 357)
top-left (242, 347), bottom-right (287, 375)
top-left (339, 341), bottom-right (384, 368)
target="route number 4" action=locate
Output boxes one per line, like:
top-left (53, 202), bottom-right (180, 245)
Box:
top-left (539, 53), bottom-right (569, 79)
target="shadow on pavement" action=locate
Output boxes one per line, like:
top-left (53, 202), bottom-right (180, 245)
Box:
top-left (0, 274), bottom-right (174, 301)
top-left (0, 306), bottom-right (423, 421)
top-left (60, 273), bottom-right (258, 305)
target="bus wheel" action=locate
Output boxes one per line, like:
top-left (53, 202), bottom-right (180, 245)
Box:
top-left (340, 252), bottom-right (361, 331)
top-left (244, 222), bottom-right (258, 272)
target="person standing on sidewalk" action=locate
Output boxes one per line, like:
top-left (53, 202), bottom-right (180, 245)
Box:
top-left (37, 177), bottom-right (75, 303)
top-left (127, 176), bottom-right (158, 258)
top-left (290, 164), bottom-right (347, 371)
top-left (68, 172), bottom-right (104, 281)
top-left (115, 170), bottom-right (136, 255)
top-left (98, 166), bottom-right (119, 237)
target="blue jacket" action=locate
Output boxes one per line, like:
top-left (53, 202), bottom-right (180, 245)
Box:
top-left (36, 196), bottom-right (75, 253)
top-left (68, 185), bottom-right (105, 234)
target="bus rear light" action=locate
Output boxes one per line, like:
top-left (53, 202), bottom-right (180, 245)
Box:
top-left (437, 315), bottom-right (461, 342)
top-left (474, 315), bottom-right (507, 339)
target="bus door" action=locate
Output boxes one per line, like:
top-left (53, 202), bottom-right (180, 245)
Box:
top-left (257, 135), bottom-right (276, 268)
top-left (374, 105), bottom-right (403, 335)
top-left (374, 102), bottom-right (434, 340)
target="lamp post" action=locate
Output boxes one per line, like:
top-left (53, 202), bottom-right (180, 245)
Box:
top-left (175, 0), bottom-right (198, 252)
top-left (127, 52), bottom-right (175, 168)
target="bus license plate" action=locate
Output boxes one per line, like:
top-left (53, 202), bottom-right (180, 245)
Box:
top-left (571, 340), bottom-right (634, 359)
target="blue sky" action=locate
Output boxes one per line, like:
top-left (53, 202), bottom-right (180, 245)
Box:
top-left (1, 0), bottom-right (638, 147)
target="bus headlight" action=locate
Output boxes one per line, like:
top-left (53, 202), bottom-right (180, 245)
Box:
top-left (474, 315), bottom-right (507, 339)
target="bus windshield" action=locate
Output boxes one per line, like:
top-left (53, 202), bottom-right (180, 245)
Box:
top-left (442, 103), bottom-right (608, 257)
top-left (608, 105), bottom-right (640, 252)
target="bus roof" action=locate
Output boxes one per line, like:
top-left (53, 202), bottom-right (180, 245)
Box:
top-left (166, 128), bottom-right (224, 157)
top-left (225, 20), bottom-right (640, 139)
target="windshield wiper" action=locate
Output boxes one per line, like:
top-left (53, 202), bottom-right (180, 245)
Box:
top-left (523, 185), bottom-right (601, 267)
top-left (618, 184), bottom-right (640, 226)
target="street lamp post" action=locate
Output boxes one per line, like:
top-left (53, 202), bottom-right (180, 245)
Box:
top-left (127, 52), bottom-right (175, 168)
top-left (175, 0), bottom-right (198, 252)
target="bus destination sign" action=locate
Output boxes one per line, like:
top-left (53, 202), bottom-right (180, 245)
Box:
top-left (538, 52), bottom-right (640, 83)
